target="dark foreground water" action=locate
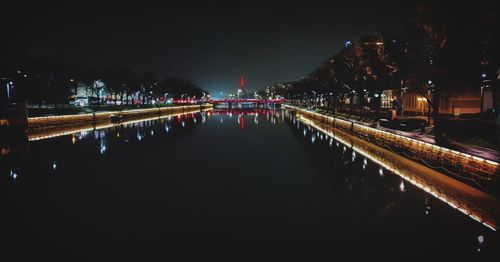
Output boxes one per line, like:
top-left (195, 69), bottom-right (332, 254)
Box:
top-left (1, 110), bottom-right (499, 260)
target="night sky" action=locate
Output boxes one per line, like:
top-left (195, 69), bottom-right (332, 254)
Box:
top-left (4, 1), bottom-right (416, 95)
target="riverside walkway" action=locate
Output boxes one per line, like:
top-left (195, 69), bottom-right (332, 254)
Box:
top-left (285, 105), bottom-right (499, 183)
top-left (314, 108), bottom-right (500, 163)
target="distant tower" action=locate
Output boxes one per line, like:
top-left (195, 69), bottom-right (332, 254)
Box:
top-left (240, 75), bottom-right (245, 91)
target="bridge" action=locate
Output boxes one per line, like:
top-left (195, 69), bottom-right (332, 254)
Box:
top-left (208, 98), bottom-right (285, 104)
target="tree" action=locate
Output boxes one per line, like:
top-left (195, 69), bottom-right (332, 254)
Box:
top-left (138, 72), bottom-right (158, 104)
top-left (102, 68), bottom-right (137, 105)
top-left (400, 4), bottom-right (447, 141)
top-left (162, 77), bottom-right (205, 99)
top-left (360, 35), bottom-right (398, 119)
top-left (339, 44), bottom-right (367, 115)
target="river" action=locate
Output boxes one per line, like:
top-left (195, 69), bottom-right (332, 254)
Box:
top-left (1, 109), bottom-right (499, 260)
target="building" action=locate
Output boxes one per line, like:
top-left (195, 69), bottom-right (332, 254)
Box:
top-left (382, 87), bottom-right (490, 117)
top-left (69, 83), bottom-right (92, 107)
top-left (265, 82), bottom-right (293, 99)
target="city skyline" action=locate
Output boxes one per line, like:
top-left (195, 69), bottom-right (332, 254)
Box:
top-left (3, 1), bottom-right (415, 94)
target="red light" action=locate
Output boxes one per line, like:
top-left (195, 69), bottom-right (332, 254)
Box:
top-left (240, 75), bottom-right (245, 90)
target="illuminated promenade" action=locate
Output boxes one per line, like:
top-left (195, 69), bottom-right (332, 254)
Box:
top-left (291, 107), bottom-right (500, 232)
top-left (27, 104), bottom-right (213, 132)
top-left (285, 105), bottom-right (499, 178)
top-left (27, 105), bottom-right (213, 141)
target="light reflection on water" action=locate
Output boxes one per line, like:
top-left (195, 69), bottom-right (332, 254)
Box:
top-left (288, 110), bottom-right (499, 254)
top-left (0, 109), bottom-right (498, 258)
top-left (292, 111), bottom-right (500, 232)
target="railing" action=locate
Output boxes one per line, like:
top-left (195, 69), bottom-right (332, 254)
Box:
top-left (285, 104), bottom-right (499, 179)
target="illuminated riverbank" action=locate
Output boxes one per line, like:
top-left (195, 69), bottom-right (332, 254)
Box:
top-left (28, 104), bottom-right (213, 131)
top-left (285, 105), bottom-right (499, 180)
top-left (293, 110), bottom-right (500, 232)
top-left (27, 106), bottom-right (212, 141)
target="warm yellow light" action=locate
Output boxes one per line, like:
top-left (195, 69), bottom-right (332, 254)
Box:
top-left (293, 110), bottom-right (498, 232)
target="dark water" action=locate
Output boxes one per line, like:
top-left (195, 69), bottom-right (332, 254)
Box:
top-left (1, 110), bottom-right (499, 260)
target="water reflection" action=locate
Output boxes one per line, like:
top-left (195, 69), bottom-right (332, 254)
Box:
top-left (3, 109), bottom-right (289, 178)
top-left (399, 181), bottom-right (406, 192)
top-left (2, 109), bottom-right (499, 258)
top-left (10, 170), bottom-right (18, 180)
top-left (291, 110), bottom-right (500, 232)
top-left (1, 111), bottom-right (211, 186)
top-left (100, 138), bottom-right (107, 155)
top-left (26, 108), bottom-right (207, 142)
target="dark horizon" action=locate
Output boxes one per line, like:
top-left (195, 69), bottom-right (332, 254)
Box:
top-left (3, 1), bottom-right (417, 94)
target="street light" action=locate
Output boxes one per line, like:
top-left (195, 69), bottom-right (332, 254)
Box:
top-left (99, 88), bottom-right (104, 99)
top-left (6, 81), bottom-right (13, 100)
top-left (164, 93), bottom-right (169, 104)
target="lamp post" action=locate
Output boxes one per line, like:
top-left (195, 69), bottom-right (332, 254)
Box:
top-left (99, 88), bottom-right (104, 106)
top-left (400, 87), bottom-right (408, 117)
top-left (164, 93), bottom-right (169, 104)
top-left (6, 81), bottom-right (13, 100)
